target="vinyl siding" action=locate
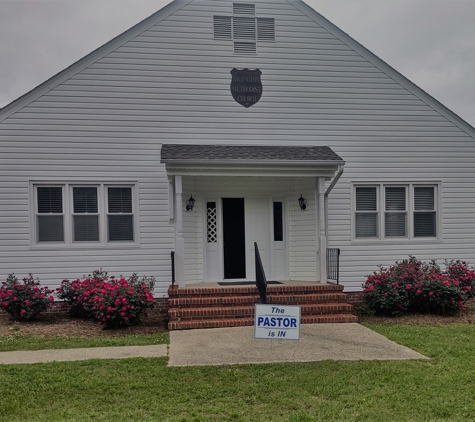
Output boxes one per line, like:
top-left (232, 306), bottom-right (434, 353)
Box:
top-left (0, 0), bottom-right (474, 293)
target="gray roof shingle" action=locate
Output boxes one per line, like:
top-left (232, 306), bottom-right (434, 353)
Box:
top-left (161, 145), bottom-right (344, 164)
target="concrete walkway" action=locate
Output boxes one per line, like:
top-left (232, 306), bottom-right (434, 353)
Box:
top-left (168, 323), bottom-right (428, 366)
top-left (0, 345), bottom-right (168, 365)
top-left (0, 323), bottom-right (427, 365)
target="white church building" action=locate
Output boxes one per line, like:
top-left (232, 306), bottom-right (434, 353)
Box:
top-left (1, 0), bottom-right (474, 303)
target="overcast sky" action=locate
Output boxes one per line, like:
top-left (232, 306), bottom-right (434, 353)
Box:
top-left (1, 0), bottom-right (474, 127)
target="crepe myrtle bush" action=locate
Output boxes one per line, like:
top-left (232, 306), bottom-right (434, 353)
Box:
top-left (0, 273), bottom-right (54, 321)
top-left (362, 257), bottom-right (475, 316)
top-left (57, 270), bottom-right (156, 328)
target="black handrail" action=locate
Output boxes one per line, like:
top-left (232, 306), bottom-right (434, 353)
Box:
top-left (326, 248), bottom-right (340, 284)
top-left (171, 251), bottom-right (175, 287)
top-left (254, 242), bottom-right (267, 304)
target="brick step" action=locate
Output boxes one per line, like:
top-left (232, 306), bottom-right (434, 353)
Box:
top-left (168, 283), bottom-right (343, 299)
top-left (169, 303), bottom-right (354, 321)
top-left (168, 314), bottom-right (358, 330)
top-left (168, 293), bottom-right (349, 308)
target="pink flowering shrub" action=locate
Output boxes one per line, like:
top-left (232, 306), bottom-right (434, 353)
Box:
top-left (0, 274), bottom-right (54, 321)
top-left (362, 257), bottom-right (475, 316)
top-left (57, 270), bottom-right (155, 328)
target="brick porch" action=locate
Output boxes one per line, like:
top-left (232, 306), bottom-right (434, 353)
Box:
top-left (168, 281), bottom-right (358, 330)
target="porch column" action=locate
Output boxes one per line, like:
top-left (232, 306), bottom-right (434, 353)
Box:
top-left (174, 175), bottom-right (185, 287)
top-left (316, 177), bottom-right (327, 282)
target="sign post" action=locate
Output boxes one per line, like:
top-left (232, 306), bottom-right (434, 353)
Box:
top-left (254, 304), bottom-right (301, 340)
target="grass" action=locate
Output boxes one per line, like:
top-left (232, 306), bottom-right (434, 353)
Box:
top-left (0, 333), bottom-right (168, 352)
top-left (1, 324), bottom-right (475, 421)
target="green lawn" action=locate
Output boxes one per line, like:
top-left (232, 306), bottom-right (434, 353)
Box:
top-left (0, 333), bottom-right (168, 352)
top-left (1, 324), bottom-right (475, 421)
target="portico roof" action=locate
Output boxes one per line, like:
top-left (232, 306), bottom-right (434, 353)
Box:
top-left (161, 144), bottom-right (344, 165)
top-left (161, 144), bottom-right (344, 178)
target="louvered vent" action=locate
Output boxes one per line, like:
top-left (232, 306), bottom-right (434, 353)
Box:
top-left (213, 15), bottom-right (232, 39)
top-left (213, 3), bottom-right (274, 53)
top-left (234, 42), bottom-right (256, 54)
top-left (257, 17), bottom-right (275, 41)
top-left (233, 16), bottom-right (256, 40)
top-left (233, 3), bottom-right (255, 15)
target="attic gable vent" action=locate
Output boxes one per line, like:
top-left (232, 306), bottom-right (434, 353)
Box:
top-left (233, 3), bottom-right (255, 15)
top-left (233, 17), bottom-right (256, 40)
top-left (213, 15), bottom-right (232, 39)
top-left (234, 42), bottom-right (257, 54)
top-left (257, 18), bottom-right (275, 41)
top-left (213, 4), bottom-right (274, 54)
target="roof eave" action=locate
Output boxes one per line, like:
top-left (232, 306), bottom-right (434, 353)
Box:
top-left (0, 0), bottom-right (193, 123)
top-left (161, 159), bottom-right (346, 166)
top-left (291, 0), bottom-right (475, 139)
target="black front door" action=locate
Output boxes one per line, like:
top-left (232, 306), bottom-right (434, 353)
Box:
top-left (222, 198), bottom-right (246, 279)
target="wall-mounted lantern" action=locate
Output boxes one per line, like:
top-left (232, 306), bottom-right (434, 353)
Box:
top-left (186, 195), bottom-right (195, 211)
top-left (298, 194), bottom-right (306, 211)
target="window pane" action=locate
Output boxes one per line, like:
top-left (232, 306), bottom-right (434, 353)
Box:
top-left (74, 215), bottom-right (99, 242)
top-left (385, 213), bottom-right (407, 237)
top-left (73, 187), bottom-right (98, 213)
top-left (38, 215), bottom-right (64, 242)
top-left (356, 187), bottom-right (376, 211)
top-left (355, 213), bottom-right (377, 238)
top-left (108, 215), bottom-right (134, 241)
top-left (37, 187), bottom-right (62, 213)
top-left (414, 212), bottom-right (436, 237)
top-left (108, 188), bottom-right (132, 213)
top-left (273, 202), bottom-right (283, 241)
top-left (415, 187), bottom-right (434, 210)
top-left (385, 187), bottom-right (406, 211)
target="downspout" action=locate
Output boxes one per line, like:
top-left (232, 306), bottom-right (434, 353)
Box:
top-left (324, 164), bottom-right (345, 238)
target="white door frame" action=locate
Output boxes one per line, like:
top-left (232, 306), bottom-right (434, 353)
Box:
top-left (203, 195), bottom-right (288, 282)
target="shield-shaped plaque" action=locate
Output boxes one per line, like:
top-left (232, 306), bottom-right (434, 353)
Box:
top-left (230, 68), bottom-right (262, 108)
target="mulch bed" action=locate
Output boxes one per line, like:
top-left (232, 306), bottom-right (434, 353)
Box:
top-left (0, 308), bottom-right (168, 338)
top-left (358, 297), bottom-right (475, 325)
top-left (1, 299), bottom-right (475, 338)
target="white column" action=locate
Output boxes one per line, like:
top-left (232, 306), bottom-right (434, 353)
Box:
top-left (316, 177), bottom-right (327, 282)
top-left (174, 175), bottom-right (185, 287)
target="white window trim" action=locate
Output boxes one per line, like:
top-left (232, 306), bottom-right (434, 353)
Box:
top-left (352, 182), bottom-right (441, 244)
top-left (30, 181), bottom-right (139, 249)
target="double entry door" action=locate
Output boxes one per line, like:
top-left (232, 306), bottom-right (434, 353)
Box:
top-left (205, 197), bottom-right (286, 282)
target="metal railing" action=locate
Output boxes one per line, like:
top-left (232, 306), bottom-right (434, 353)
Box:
top-left (171, 251), bottom-right (176, 287)
top-left (326, 248), bottom-right (340, 284)
top-left (254, 242), bottom-right (267, 304)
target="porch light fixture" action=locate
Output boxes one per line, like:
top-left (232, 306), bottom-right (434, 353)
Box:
top-left (186, 195), bottom-right (195, 211)
top-left (298, 194), bottom-right (306, 211)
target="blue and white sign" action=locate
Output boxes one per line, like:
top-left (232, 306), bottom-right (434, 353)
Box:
top-left (254, 304), bottom-right (301, 340)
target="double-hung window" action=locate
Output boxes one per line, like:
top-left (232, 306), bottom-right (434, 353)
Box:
top-left (355, 187), bottom-right (378, 238)
top-left (107, 187), bottom-right (134, 242)
top-left (36, 186), bottom-right (64, 242)
top-left (384, 186), bottom-right (407, 237)
top-left (354, 183), bottom-right (438, 240)
top-left (73, 187), bottom-right (99, 242)
top-left (34, 183), bottom-right (136, 245)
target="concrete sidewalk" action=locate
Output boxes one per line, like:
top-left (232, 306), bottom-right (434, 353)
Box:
top-left (0, 345), bottom-right (168, 365)
top-left (0, 323), bottom-right (428, 365)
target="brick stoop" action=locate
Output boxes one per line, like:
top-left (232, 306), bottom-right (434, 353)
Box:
top-left (168, 283), bottom-right (358, 330)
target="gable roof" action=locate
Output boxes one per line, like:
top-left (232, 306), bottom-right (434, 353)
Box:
top-left (0, 0), bottom-right (192, 122)
top-left (161, 144), bottom-right (344, 164)
top-left (1, 0), bottom-right (474, 139)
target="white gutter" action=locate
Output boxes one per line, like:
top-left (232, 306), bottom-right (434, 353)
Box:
top-left (324, 164), bottom-right (345, 237)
